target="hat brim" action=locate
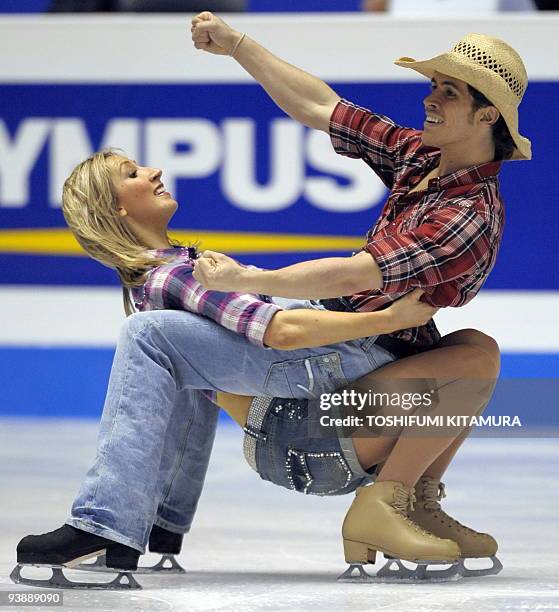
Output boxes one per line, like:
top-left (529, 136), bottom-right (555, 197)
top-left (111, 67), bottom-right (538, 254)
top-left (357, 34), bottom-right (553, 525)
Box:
top-left (395, 53), bottom-right (531, 161)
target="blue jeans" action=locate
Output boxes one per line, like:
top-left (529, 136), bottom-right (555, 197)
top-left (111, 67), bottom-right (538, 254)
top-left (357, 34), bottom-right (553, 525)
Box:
top-left (66, 304), bottom-right (395, 552)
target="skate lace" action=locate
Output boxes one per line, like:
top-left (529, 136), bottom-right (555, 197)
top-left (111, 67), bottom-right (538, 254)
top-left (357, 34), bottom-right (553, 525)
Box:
top-left (393, 486), bottom-right (415, 515)
top-left (423, 481), bottom-right (445, 510)
top-left (424, 482), bottom-right (477, 535)
top-left (393, 486), bottom-right (436, 538)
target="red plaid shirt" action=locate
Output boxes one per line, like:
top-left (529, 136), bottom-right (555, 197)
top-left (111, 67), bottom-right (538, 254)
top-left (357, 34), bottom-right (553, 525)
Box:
top-left (330, 99), bottom-right (505, 349)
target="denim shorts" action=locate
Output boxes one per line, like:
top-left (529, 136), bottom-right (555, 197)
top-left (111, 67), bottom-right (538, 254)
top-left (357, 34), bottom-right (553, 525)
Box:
top-left (243, 396), bottom-right (377, 496)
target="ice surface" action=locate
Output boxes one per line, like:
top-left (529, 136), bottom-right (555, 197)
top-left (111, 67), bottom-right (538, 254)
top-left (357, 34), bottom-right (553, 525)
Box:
top-left (1, 418), bottom-right (558, 611)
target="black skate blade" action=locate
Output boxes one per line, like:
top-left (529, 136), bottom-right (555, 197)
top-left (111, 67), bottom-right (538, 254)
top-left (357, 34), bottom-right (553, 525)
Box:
top-left (458, 555), bottom-right (503, 578)
top-left (76, 553), bottom-right (186, 575)
top-left (10, 563), bottom-right (142, 590)
top-left (338, 558), bottom-right (462, 583)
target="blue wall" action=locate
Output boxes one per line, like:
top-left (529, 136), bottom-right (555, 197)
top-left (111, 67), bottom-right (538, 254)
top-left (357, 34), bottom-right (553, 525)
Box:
top-left (3, 346), bottom-right (558, 426)
top-left (1, 82), bottom-right (557, 288)
top-left (0, 1), bottom-right (362, 13)
top-left (0, 1), bottom-right (50, 12)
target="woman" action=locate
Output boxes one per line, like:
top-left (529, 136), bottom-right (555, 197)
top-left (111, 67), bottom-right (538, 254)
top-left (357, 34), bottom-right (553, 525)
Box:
top-left (12, 151), bottom-right (500, 589)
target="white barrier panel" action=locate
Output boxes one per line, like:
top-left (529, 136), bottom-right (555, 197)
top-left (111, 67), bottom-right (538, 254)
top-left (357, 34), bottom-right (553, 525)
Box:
top-left (0, 287), bottom-right (558, 352)
top-left (1, 14), bottom-right (558, 82)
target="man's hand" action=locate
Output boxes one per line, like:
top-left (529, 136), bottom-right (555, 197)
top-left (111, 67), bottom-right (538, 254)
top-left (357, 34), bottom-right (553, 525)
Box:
top-left (193, 250), bottom-right (249, 292)
top-left (191, 12), bottom-right (243, 56)
top-left (385, 289), bottom-right (438, 330)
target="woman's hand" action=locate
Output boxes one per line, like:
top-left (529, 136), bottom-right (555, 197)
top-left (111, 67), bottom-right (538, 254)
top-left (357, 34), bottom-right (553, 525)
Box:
top-left (385, 289), bottom-right (438, 330)
top-left (191, 12), bottom-right (243, 56)
top-left (193, 250), bottom-right (248, 292)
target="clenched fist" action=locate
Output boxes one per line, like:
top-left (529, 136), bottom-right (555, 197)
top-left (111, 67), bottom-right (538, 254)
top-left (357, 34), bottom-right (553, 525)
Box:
top-left (193, 250), bottom-right (248, 292)
top-left (191, 12), bottom-right (244, 56)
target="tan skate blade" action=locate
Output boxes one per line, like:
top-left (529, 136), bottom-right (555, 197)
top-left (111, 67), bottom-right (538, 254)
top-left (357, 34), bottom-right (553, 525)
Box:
top-left (343, 539), bottom-right (459, 564)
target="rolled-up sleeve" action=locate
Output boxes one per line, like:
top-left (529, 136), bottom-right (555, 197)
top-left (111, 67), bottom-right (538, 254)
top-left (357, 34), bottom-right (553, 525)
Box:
top-left (329, 99), bottom-right (422, 189)
top-left (138, 264), bottom-right (282, 347)
top-left (365, 206), bottom-right (492, 305)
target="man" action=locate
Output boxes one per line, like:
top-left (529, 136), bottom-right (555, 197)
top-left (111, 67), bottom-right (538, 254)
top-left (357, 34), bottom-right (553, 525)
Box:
top-left (190, 13), bottom-right (531, 577)
top-left (12, 19), bottom-right (529, 588)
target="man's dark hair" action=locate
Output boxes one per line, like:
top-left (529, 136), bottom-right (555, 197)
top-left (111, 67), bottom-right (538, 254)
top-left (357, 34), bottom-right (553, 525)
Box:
top-left (467, 85), bottom-right (516, 161)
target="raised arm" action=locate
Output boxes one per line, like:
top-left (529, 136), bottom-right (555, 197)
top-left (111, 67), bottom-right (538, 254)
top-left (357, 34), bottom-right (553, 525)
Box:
top-left (191, 12), bottom-right (340, 132)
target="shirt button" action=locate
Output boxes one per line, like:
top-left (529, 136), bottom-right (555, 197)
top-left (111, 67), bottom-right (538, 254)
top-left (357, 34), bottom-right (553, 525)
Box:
top-left (323, 357), bottom-right (330, 363)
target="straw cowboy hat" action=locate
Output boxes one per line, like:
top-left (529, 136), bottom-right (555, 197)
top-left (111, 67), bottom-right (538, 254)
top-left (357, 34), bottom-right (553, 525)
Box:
top-left (395, 33), bottom-right (531, 160)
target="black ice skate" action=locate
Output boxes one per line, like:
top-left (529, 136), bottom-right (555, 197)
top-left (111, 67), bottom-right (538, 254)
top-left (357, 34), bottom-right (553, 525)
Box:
top-left (10, 525), bottom-right (142, 590)
top-left (75, 524), bottom-right (186, 575)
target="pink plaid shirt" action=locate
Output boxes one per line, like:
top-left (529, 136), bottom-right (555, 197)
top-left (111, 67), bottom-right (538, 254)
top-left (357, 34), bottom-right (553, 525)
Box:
top-left (330, 99), bottom-right (505, 349)
top-left (131, 247), bottom-right (281, 348)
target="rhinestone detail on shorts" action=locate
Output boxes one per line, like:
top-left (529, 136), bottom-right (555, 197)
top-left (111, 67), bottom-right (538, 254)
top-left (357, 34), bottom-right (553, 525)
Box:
top-left (285, 449), bottom-right (353, 496)
top-left (243, 396), bottom-right (273, 472)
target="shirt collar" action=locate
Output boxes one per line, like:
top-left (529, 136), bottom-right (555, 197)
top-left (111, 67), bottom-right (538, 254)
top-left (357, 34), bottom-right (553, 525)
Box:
top-left (426, 159), bottom-right (501, 193)
top-left (149, 246), bottom-right (198, 261)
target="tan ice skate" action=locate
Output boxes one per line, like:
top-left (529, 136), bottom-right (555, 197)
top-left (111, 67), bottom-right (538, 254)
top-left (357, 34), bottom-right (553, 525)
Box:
top-left (409, 476), bottom-right (503, 578)
top-left (338, 480), bottom-right (461, 582)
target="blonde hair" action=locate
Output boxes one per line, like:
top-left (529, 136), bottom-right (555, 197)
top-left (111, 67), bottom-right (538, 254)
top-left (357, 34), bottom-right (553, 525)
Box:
top-left (62, 149), bottom-right (179, 316)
